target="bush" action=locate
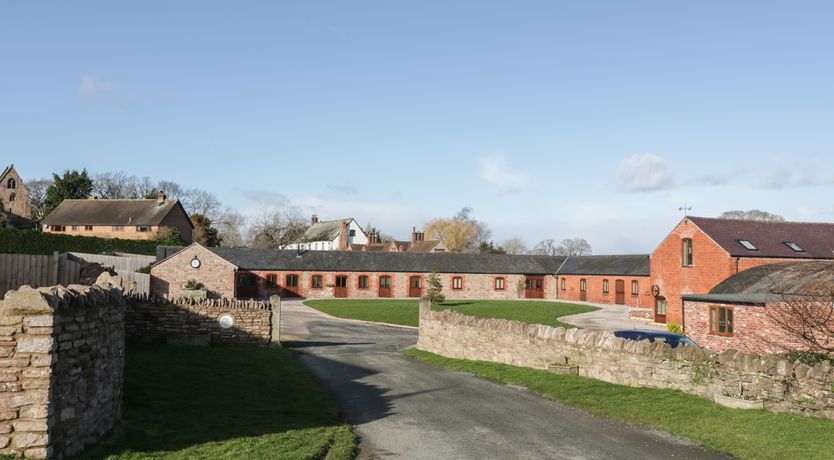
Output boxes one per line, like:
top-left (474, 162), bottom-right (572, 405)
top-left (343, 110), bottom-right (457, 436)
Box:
top-left (184, 279), bottom-right (205, 290)
top-left (0, 228), bottom-right (158, 256)
top-left (426, 271), bottom-right (445, 304)
top-left (787, 350), bottom-right (833, 366)
top-left (667, 322), bottom-right (684, 334)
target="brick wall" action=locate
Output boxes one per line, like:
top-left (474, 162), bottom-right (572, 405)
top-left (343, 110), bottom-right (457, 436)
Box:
top-left (0, 282), bottom-right (125, 458)
top-left (557, 274), bottom-right (652, 308)
top-left (151, 244), bottom-right (236, 300)
top-left (125, 297), bottom-right (272, 346)
top-left (417, 308), bottom-right (834, 421)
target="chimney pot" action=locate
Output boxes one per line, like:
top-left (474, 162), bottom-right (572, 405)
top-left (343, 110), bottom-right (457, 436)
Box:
top-left (311, 214), bottom-right (319, 225)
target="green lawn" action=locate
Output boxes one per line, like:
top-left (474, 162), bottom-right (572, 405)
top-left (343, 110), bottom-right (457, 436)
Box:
top-left (81, 345), bottom-right (355, 460)
top-left (405, 349), bottom-right (834, 460)
top-left (303, 299), bottom-right (599, 328)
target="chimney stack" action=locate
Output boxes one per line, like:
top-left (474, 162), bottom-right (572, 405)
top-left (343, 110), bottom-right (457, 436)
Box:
top-left (412, 226), bottom-right (424, 243)
top-left (311, 214), bottom-right (319, 225)
top-left (158, 190), bottom-right (166, 203)
top-left (339, 220), bottom-right (349, 250)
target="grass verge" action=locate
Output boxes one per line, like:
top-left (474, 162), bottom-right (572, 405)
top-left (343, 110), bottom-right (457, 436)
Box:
top-left (404, 348), bottom-right (834, 460)
top-left (81, 345), bottom-right (356, 460)
top-left (303, 299), bottom-right (598, 328)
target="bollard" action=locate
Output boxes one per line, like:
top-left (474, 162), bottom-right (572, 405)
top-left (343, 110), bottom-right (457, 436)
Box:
top-left (269, 295), bottom-right (282, 347)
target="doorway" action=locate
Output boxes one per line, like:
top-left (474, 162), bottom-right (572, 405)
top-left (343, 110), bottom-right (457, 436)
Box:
top-left (335, 275), bottom-right (348, 298)
top-left (525, 276), bottom-right (545, 299)
top-left (579, 278), bottom-right (587, 301)
top-left (408, 276), bottom-right (422, 297)
top-left (655, 297), bottom-right (667, 323)
top-left (379, 275), bottom-right (392, 297)
top-left (615, 280), bottom-right (625, 305)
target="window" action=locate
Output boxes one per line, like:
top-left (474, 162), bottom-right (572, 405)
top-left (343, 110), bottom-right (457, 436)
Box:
top-left (580, 279), bottom-right (587, 292)
top-left (71, 225), bottom-right (81, 231)
top-left (335, 276), bottom-right (348, 288)
top-left (561, 278), bottom-right (566, 290)
top-left (50, 225), bottom-right (65, 232)
top-left (239, 274), bottom-right (256, 287)
top-left (784, 241), bottom-right (805, 252)
top-left (631, 280), bottom-right (639, 296)
top-left (709, 305), bottom-right (734, 336)
top-left (602, 279), bottom-right (609, 294)
top-left (85, 225), bottom-right (93, 231)
top-left (452, 276), bottom-right (463, 290)
top-left (136, 226), bottom-right (151, 232)
top-left (266, 274), bottom-right (278, 288)
top-left (358, 275), bottom-right (369, 289)
top-left (682, 238), bottom-right (693, 267)
top-left (8, 193), bottom-right (14, 202)
top-left (349, 229), bottom-right (356, 237)
top-left (494, 277), bottom-right (505, 290)
top-left (7, 178), bottom-right (15, 189)
top-left (285, 274), bottom-right (299, 287)
top-left (738, 240), bottom-right (758, 251)
top-left (656, 298), bottom-right (667, 315)
top-left (379, 276), bottom-right (391, 288)
top-left (112, 225), bottom-right (124, 231)
top-left (311, 275), bottom-right (323, 289)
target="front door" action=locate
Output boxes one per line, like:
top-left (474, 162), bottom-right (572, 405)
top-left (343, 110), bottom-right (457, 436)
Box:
top-left (615, 279), bottom-right (625, 305)
top-left (525, 276), bottom-right (544, 299)
top-left (409, 276), bottom-right (422, 298)
top-left (335, 275), bottom-right (348, 298)
top-left (579, 278), bottom-right (587, 301)
top-left (379, 275), bottom-right (392, 297)
top-left (655, 297), bottom-right (667, 323)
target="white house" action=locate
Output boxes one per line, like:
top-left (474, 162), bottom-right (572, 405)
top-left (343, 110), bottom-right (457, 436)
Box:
top-left (286, 215), bottom-right (369, 251)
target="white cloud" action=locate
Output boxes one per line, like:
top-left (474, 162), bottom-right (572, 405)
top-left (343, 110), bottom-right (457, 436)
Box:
top-left (617, 154), bottom-right (675, 192)
top-left (480, 156), bottom-right (528, 195)
top-left (78, 75), bottom-right (115, 96)
top-left (326, 183), bottom-right (358, 194)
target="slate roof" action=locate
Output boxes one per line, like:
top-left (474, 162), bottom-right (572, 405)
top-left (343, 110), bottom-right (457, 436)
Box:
top-left (205, 248), bottom-right (567, 275)
top-left (682, 260), bottom-right (834, 305)
top-left (42, 199), bottom-right (192, 227)
top-left (688, 216), bottom-right (834, 259)
top-left (558, 255), bottom-right (650, 276)
top-left (298, 219), bottom-right (350, 242)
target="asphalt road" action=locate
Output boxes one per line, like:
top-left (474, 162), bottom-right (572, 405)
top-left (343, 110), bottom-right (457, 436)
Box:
top-left (283, 301), bottom-right (727, 460)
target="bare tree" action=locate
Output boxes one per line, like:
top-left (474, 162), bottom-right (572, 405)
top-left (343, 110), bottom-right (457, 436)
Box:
top-left (501, 237), bottom-right (528, 255)
top-left (766, 266), bottom-right (834, 353)
top-left (26, 178), bottom-right (53, 225)
top-left (247, 204), bottom-right (309, 249)
top-left (181, 189), bottom-right (221, 220)
top-left (532, 239), bottom-right (558, 256)
top-left (554, 238), bottom-right (593, 256)
top-left (215, 208), bottom-right (246, 248)
top-left (719, 210), bottom-right (785, 222)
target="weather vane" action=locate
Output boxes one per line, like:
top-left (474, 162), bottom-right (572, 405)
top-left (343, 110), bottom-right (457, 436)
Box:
top-left (679, 204), bottom-right (692, 216)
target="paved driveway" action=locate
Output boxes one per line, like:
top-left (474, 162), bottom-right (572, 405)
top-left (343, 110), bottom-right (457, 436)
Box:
top-left (559, 301), bottom-right (667, 331)
top-left (282, 301), bottom-right (724, 460)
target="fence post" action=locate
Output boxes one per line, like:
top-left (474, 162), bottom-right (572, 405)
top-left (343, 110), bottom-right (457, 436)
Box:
top-left (419, 295), bottom-right (431, 326)
top-left (51, 251), bottom-right (60, 285)
top-left (269, 295), bottom-right (281, 347)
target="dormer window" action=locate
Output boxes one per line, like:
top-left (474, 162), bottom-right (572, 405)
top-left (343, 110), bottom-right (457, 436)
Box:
top-left (784, 241), bottom-right (805, 252)
top-left (738, 240), bottom-right (758, 251)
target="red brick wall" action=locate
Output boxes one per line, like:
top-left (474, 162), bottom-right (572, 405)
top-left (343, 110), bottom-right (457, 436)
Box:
top-left (557, 274), bottom-right (652, 308)
top-left (683, 300), bottom-right (824, 354)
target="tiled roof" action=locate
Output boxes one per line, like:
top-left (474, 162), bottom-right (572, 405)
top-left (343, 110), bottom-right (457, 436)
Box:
top-left (688, 216), bottom-right (834, 259)
top-left (558, 255), bottom-right (649, 276)
top-left (42, 199), bottom-right (191, 227)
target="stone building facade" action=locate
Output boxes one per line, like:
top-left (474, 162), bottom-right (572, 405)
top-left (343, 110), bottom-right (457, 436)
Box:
top-left (0, 165), bottom-right (32, 228)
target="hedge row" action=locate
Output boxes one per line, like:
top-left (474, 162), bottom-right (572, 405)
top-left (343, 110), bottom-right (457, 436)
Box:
top-left (0, 228), bottom-right (158, 256)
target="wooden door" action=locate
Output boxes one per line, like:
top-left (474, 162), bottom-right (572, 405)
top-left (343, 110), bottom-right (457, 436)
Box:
top-left (378, 275), bottom-right (392, 298)
top-left (579, 278), bottom-right (587, 301)
top-left (525, 276), bottom-right (544, 299)
top-left (237, 273), bottom-right (259, 298)
top-left (655, 297), bottom-right (667, 323)
top-left (408, 276), bottom-right (422, 298)
top-left (335, 275), bottom-right (348, 298)
top-left (615, 280), bottom-right (625, 305)
top-left (283, 274), bottom-right (300, 297)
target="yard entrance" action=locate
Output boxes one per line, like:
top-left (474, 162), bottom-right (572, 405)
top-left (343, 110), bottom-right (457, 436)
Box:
top-left (379, 275), bottom-right (392, 297)
top-left (524, 276), bottom-right (544, 299)
top-left (408, 276), bottom-right (422, 297)
top-left (615, 280), bottom-right (625, 305)
top-left (335, 275), bottom-right (349, 298)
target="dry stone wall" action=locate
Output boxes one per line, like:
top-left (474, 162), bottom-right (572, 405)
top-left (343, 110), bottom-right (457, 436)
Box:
top-left (417, 308), bottom-right (834, 421)
top-left (0, 281), bottom-right (125, 459)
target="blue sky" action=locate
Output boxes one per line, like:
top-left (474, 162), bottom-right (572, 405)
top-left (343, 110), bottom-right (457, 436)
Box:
top-left (2, 1), bottom-right (833, 253)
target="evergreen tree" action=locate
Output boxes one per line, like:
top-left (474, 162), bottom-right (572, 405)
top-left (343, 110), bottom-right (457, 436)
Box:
top-left (426, 270), bottom-right (445, 304)
top-left (43, 169), bottom-right (94, 217)
top-left (191, 214), bottom-right (222, 247)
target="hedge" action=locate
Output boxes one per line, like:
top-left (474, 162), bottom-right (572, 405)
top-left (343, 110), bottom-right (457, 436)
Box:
top-left (0, 228), bottom-right (159, 256)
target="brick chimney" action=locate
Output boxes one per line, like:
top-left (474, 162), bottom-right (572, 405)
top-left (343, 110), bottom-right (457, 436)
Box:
top-left (311, 214), bottom-right (319, 225)
top-left (411, 226), bottom-right (424, 243)
top-left (157, 190), bottom-right (166, 204)
top-left (338, 220), bottom-right (349, 250)
top-left (368, 228), bottom-right (379, 245)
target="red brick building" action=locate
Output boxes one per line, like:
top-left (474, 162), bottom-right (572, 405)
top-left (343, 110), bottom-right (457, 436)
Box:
top-left (641, 216), bottom-right (834, 326)
top-left (555, 255), bottom-right (652, 308)
top-left (682, 261), bottom-right (834, 354)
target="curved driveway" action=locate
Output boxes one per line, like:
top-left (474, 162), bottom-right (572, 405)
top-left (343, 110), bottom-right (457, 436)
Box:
top-left (283, 301), bottom-right (726, 460)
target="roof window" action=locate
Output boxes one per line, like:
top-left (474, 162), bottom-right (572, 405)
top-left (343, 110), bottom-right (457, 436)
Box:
top-left (784, 241), bottom-right (805, 252)
top-left (737, 240), bottom-right (758, 251)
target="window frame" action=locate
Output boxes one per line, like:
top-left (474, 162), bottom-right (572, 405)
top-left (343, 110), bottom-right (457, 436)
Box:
top-left (631, 280), bottom-right (639, 296)
top-left (265, 274), bottom-right (278, 288)
top-left (494, 277), bottom-right (506, 291)
top-left (84, 225), bottom-right (93, 231)
top-left (682, 238), bottom-right (693, 267)
top-left (784, 241), bottom-right (805, 252)
top-left (310, 274), bottom-right (324, 289)
top-left (602, 279), bottom-right (609, 294)
top-left (379, 275), bottom-right (392, 289)
top-left (560, 278), bottom-right (566, 291)
top-left (452, 276), bottom-right (463, 290)
top-left (358, 275), bottom-right (369, 290)
top-left (708, 305), bottom-right (734, 337)
top-left (285, 274), bottom-right (299, 287)
top-left (579, 278), bottom-right (587, 292)
top-left (71, 225), bottom-right (81, 231)
top-left (737, 240), bottom-right (758, 251)
top-left (112, 225), bottom-right (124, 232)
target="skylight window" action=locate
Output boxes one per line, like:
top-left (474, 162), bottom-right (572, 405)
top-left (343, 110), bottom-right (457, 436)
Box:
top-left (784, 241), bottom-right (805, 252)
top-left (738, 240), bottom-right (758, 251)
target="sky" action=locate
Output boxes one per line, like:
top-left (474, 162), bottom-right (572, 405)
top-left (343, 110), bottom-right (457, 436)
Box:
top-left (2, 1), bottom-right (833, 253)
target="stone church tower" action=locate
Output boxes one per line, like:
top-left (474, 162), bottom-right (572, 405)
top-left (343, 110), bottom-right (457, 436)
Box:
top-left (0, 165), bottom-right (32, 228)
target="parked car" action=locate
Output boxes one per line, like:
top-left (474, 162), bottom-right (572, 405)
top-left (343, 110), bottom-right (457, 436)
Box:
top-left (613, 329), bottom-right (697, 348)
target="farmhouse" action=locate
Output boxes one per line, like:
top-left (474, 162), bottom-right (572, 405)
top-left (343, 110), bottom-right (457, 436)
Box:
top-left (42, 191), bottom-right (194, 243)
top-left (682, 261), bottom-right (834, 354)
top-left (0, 164), bottom-right (32, 228)
top-left (640, 216), bottom-right (834, 326)
top-left (285, 215), bottom-right (368, 251)
top-left (556, 255), bottom-right (652, 308)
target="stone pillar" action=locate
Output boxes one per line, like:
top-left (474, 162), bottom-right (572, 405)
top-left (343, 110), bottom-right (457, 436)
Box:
top-left (269, 296), bottom-right (281, 347)
top-left (419, 295), bottom-right (431, 325)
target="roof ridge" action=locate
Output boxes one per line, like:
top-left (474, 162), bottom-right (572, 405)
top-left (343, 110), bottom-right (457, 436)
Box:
top-left (691, 215), bottom-right (834, 226)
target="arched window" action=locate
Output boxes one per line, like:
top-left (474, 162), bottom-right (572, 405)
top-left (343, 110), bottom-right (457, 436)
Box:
top-left (8, 193), bottom-right (14, 202)
top-left (6, 178), bottom-right (15, 189)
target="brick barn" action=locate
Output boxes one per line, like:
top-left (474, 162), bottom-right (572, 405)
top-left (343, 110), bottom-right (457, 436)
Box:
top-left (641, 216), bottom-right (834, 326)
top-left (682, 261), bottom-right (834, 354)
top-left (151, 244), bottom-right (567, 301)
top-left (555, 255), bottom-right (652, 308)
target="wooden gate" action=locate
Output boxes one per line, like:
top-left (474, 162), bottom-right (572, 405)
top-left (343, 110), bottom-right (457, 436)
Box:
top-left (524, 276), bottom-right (544, 299)
top-left (579, 278), bottom-right (587, 301)
top-left (334, 275), bottom-right (348, 298)
top-left (408, 276), bottom-right (422, 298)
top-left (379, 275), bottom-right (392, 297)
top-left (615, 279), bottom-right (625, 305)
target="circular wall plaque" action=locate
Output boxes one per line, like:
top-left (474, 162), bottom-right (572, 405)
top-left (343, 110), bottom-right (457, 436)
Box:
top-left (191, 257), bottom-right (201, 268)
top-left (218, 314), bottom-right (235, 329)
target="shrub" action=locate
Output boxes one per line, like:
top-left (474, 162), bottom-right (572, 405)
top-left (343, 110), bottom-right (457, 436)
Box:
top-left (667, 322), bottom-right (684, 334)
top-left (184, 280), bottom-right (205, 290)
top-left (0, 228), bottom-right (158, 256)
top-left (787, 350), bottom-right (834, 366)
